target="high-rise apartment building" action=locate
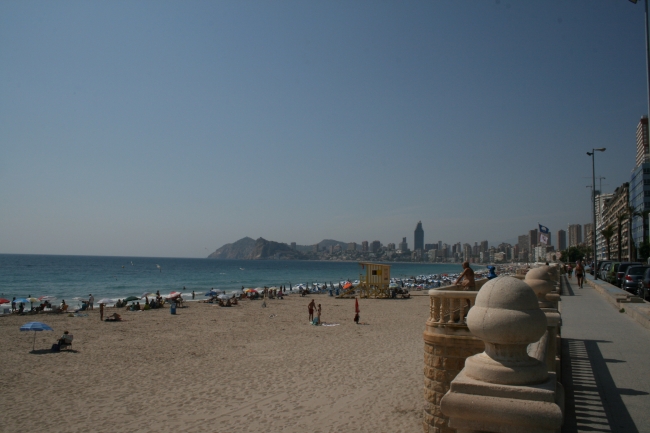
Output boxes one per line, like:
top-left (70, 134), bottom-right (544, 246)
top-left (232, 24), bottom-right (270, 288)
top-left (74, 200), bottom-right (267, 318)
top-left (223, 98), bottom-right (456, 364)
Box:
top-left (568, 224), bottom-right (582, 247)
top-left (518, 234), bottom-right (529, 255)
top-left (557, 230), bottom-right (567, 251)
top-left (399, 237), bottom-right (408, 251)
top-left (414, 221), bottom-right (424, 251)
top-left (630, 118), bottom-right (650, 255)
top-left (347, 242), bottom-right (357, 251)
top-left (636, 115), bottom-right (649, 168)
top-left (290, 242), bottom-right (296, 250)
top-left (361, 241), bottom-right (369, 252)
top-left (584, 223), bottom-right (594, 248)
top-left (371, 241), bottom-right (381, 253)
top-left (480, 240), bottom-right (488, 253)
top-left (425, 243), bottom-right (436, 251)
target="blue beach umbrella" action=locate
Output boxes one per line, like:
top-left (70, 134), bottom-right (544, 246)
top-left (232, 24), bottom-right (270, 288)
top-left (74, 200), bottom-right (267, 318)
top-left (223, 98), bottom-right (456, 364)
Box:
top-left (14, 298), bottom-right (29, 304)
top-left (20, 322), bottom-right (54, 351)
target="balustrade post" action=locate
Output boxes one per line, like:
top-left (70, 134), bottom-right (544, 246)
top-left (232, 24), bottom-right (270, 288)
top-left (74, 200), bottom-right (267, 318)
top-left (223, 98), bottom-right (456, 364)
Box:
top-left (440, 276), bottom-right (563, 433)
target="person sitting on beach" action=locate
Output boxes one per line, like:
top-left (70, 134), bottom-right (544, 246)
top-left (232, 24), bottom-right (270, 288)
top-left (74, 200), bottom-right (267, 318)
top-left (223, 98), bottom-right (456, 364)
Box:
top-left (454, 262), bottom-right (476, 291)
top-left (143, 301), bottom-right (150, 310)
top-left (57, 330), bottom-right (72, 347)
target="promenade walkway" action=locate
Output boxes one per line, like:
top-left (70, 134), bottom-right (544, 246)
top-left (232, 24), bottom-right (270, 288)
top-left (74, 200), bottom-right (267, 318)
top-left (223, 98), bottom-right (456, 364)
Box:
top-left (561, 274), bottom-right (650, 433)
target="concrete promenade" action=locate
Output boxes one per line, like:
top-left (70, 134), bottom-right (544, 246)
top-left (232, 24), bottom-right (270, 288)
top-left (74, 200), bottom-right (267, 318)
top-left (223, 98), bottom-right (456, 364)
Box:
top-left (561, 273), bottom-right (650, 433)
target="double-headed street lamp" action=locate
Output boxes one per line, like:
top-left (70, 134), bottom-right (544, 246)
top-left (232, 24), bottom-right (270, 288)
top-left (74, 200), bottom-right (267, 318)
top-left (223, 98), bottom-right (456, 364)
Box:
top-left (587, 148), bottom-right (606, 278)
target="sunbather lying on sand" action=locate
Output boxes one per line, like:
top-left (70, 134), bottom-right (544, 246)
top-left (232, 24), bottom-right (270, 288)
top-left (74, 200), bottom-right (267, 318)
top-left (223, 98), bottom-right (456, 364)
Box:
top-left (105, 313), bottom-right (122, 322)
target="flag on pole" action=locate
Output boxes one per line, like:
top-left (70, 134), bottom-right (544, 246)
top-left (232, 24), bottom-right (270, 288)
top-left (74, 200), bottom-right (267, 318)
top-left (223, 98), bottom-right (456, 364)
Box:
top-left (540, 233), bottom-right (549, 245)
top-left (539, 224), bottom-right (550, 234)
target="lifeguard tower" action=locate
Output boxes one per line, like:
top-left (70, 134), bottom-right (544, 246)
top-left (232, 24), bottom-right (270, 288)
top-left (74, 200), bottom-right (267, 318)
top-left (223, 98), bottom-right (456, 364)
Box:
top-left (339, 262), bottom-right (391, 299)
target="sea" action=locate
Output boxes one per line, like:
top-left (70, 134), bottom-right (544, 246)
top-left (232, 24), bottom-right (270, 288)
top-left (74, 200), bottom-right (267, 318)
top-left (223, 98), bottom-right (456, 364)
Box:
top-left (0, 254), bottom-right (481, 304)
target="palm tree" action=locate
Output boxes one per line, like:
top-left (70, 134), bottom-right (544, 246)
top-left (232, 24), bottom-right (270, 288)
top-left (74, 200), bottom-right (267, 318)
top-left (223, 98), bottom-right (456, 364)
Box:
top-left (616, 211), bottom-right (628, 261)
top-left (600, 224), bottom-right (615, 260)
top-left (625, 205), bottom-right (645, 260)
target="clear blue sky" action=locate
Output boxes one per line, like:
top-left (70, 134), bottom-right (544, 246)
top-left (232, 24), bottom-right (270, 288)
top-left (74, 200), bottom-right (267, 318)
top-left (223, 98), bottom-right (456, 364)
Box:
top-left (1, 1), bottom-right (647, 257)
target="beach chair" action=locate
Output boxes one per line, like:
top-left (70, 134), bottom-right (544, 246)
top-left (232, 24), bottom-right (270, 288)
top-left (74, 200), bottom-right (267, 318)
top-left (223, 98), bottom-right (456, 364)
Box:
top-left (60, 334), bottom-right (74, 350)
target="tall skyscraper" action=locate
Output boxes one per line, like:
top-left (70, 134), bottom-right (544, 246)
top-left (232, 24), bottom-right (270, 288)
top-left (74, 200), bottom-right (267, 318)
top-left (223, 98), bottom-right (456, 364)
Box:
top-left (361, 241), bottom-right (369, 252)
top-left (557, 230), bottom-right (567, 251)
top-left (528, 229), bottom-right (538, 252)
top-left (399, 237), bottom-right (408, 251)
top-left (480, 240), bottom-right (488, 252)
top-left (414, 221), bottom-right (424, 251)
top-left (371, 240), bottom-right (381, 253)
top-left (636, 115), bottom-right (649, 168)
top-left (568, 224), bottom-right (582, 247)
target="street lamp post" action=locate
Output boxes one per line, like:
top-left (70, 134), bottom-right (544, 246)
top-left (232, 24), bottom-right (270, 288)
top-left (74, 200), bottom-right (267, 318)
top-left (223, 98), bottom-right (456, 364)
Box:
top-left (629, 0), bottom-right (650, 117)
top-left (587, 148), bottom-right (606, 278)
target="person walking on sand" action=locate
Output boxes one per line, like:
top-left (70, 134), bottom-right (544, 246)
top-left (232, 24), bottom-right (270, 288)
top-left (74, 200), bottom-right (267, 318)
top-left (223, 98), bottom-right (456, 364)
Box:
top-left (88, 294), bottom-right (94, 310)
top-left (308, 299), bottom-right (316, 322)
top-left (192, 290), bottom-right (195, 300)
top-left (99, 303), bottom-right (104, 321)
top-left (575, 260), bottom-right (585, 289)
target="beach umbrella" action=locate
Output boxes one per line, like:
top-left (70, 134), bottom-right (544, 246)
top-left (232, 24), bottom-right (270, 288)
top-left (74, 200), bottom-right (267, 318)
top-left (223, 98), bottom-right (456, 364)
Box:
top-left (98, 299), bottom-right (113, 305)
top-left (0, 298), bottom-right (10, 304)
top-left (140, 292), bottom-right (152, 299)
top-left (14, 298), bottom-right (29, 304)
top-left (20, 322), bottom-right (53, 351)
top-left (355, 298), bottom-right (360, 314)
top-left (124, 296), bottom-right (139, 302)
top-left (217, 294), bottom-right (230, 300)
top-left (167, 291), bottom-right (182, 299)
top-left (27, 297), bottom-right (39, 303)
top-left (38, 295), bottom-right (56, 301)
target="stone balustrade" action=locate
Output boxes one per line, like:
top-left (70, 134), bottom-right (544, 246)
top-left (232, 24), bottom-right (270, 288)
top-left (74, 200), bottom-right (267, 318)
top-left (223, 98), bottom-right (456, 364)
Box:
top-left (428, 290), bottom-right (477, 327)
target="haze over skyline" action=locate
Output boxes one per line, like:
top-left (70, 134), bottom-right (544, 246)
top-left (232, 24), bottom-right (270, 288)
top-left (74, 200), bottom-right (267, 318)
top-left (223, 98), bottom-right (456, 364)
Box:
top-left (1, 1), bottom-right (647, 258)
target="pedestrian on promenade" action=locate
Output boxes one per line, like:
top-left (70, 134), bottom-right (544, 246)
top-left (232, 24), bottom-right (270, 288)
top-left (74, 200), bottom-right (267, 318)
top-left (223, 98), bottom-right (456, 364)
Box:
top-left (567, 265), bottom-right (573, 279)
top-left (575, 260), bottom-right (585, 289)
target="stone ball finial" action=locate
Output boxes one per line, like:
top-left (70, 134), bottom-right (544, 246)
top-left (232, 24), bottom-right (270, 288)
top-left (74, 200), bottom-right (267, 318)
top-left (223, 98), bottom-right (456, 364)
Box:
top-left (525, 266), bottom-right (556, 307)
top-left (464, 276), bottom-right (548, 385)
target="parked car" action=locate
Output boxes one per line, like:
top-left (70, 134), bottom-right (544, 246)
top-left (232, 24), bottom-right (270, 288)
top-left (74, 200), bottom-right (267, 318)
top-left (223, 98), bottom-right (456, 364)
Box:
top-left (606, 262), bottom-right (620, 285)
top-left (639, 268), bottom-right (650, 300)
top-left (615, 262), bottom-right (643, 288)
top-left (621, 265), bottom-right (649, 293)
top-left (598, 261), bottom-right (612, 280)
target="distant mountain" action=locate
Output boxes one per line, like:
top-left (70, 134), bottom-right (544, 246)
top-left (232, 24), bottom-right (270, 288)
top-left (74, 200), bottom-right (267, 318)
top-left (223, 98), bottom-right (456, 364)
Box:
top-left (207, 237), bottom-right (256, 259)
top-left (294, 239), bottom-right (350, 253)
top-left (249, 238), bottom-right (303, 260)
top-left (208, 237), bottom-right (305, 260)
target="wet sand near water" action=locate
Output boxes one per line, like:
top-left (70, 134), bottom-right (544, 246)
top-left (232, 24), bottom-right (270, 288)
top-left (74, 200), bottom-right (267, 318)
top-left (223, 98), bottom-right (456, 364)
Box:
top-left (0, 294), bottom-right (429, 433)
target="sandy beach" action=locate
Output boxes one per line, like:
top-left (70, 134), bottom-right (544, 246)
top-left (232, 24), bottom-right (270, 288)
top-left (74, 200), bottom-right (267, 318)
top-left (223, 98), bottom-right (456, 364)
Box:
top-left (0, 293), bottom-right (429, 433)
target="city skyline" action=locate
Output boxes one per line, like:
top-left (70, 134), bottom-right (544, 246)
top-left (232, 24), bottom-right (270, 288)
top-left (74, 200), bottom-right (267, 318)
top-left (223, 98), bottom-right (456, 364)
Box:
top-left (1, 2), bottom-right (647, 257)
